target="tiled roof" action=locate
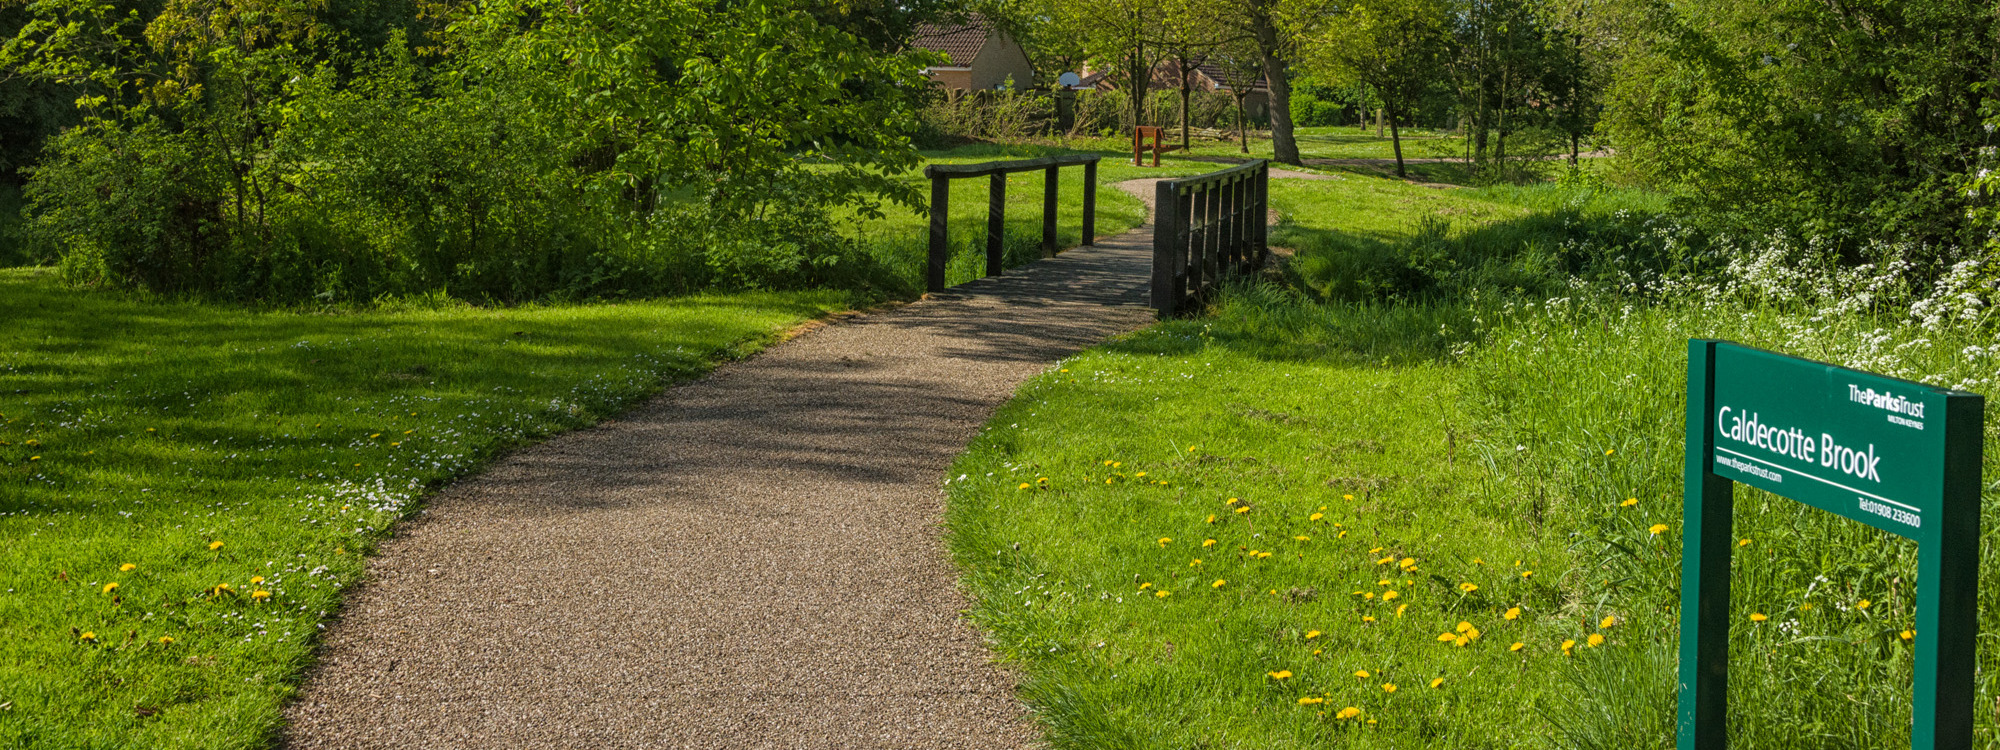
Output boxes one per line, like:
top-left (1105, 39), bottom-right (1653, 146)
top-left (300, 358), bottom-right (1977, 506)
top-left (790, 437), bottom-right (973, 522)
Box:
top-left (913, 15), bottom-right (989, 68)
top-left (1199, 64), bottom-right (1268, 93)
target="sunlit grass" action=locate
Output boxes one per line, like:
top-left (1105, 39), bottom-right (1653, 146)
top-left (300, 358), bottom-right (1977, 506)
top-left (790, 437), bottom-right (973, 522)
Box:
top-left (0, 268), bottom-right (844, 748)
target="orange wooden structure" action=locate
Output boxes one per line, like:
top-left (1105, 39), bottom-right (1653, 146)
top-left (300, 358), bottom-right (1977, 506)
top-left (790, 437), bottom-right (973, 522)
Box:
top-left (1132, 126), bottom-right (1182, 167)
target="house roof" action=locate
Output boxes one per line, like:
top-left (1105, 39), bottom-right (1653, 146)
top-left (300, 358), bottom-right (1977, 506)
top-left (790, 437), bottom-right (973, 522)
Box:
top-left (912, 15), bottom-right (991, 68)
top-left (1199, 64), bottom-right (1268, 93)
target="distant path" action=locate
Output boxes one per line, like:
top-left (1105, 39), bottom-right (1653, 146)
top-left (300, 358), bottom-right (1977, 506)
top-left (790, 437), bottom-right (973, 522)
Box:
top-left (282, 173), bottom-right (1331, 749)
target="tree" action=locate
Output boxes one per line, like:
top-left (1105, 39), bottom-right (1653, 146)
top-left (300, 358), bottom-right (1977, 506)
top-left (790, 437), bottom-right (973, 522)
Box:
top-left (1209, 39), bottom-right (1268, 153)
top-left (1052, 0), bottom-right (1166, 137)
top-left (1158, 0), bottom-right (1226, 150)
top-left (1307, 0), bottom-right (1451, 177)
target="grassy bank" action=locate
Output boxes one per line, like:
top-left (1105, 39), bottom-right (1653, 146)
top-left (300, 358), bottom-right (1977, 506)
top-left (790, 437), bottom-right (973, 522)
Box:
top-left (0, 269), bottom-right (844, 748)
top-left (945, 167), bottom-right (2000, 747)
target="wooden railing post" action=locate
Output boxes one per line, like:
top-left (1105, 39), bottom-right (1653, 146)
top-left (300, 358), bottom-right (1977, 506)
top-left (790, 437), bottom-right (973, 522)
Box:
top-left (1151, 180), bottom-right (1178, 315)
top-left (1255, 162), bottom-right (1268, 264)
top-left (1176, 190), bottom-right (1194, 307)
top-left (986, 172), bottom-right (1006, 278)
top-left (1041, 165), bottom-right (1058, 258)
top-left (927, 173), bottom-right (949, 293)
top-left (1082, 159), bottom-right (1097, 245)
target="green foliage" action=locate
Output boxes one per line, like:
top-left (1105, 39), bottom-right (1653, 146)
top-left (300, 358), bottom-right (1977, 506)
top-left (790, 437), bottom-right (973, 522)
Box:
top-left (4, 0), bottom-right (935, 303)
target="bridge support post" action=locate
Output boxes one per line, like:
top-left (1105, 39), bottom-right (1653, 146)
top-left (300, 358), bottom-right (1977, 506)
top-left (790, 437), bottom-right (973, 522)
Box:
top-left (1042, 166), bottom-right (1058, 258)
top-left (1082, 160), bottom-right (1097, 245)
top-left (927, 174), bottom-right (948, 293)
top-left (987, 173), bottom-right (1006, 278)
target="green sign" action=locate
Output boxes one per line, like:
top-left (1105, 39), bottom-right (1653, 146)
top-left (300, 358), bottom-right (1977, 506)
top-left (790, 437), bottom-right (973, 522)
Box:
top-left (1680, 340), bottom-right (1983, 749)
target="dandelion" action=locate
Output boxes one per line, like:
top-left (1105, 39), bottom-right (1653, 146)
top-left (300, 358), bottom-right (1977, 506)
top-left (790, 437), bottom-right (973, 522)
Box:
top-left (1234, 506), bottom-right (1250, 514)
top-left (1203, 539), bottom-right (1216, 547)
top-left (1395, 604), bottom-right (1408, 617)
top-left (1586, 633), bottom-right (1604, 647)
top-left (1299, 697), bottom-right (1324, 705)
top-left (1309, 513), bottom-right (1324, 522)
top-left (102, 582), bottom-right (119, 594)
top-left (1599, 615), bottom-right (1616, 628)
top-left (1900, 630), bottom-right (1914, 641)
top-left (1458, 583), bottom-right (1478, 593)
top-left (1213, 579), bottom-right (1227, 588)
top-left (27, 456), bottom-right (37, 461)
top-left (79, 632), bottom-right (96, 642)
top-left (1620, 498), bottom-right (1638, 507)
top-left (1135, 472), bottom-right (1147, 478)
top-left (1368, 547), bottom-right (1383, 554)
top-left (1521, 571), bottom-right (1534, 579)
top-left (119, 564), bottom-right (136, 572)
top-left (208, 541), bottom-right (224, 551)
top-left (1335, 707), bottom-right (1362, 720)
top-left (1437, 633), bottom-right (1458, 643)
top-left (1343, 494), bottom-right (1354, 501)
top-left (1561, 639), bottom-right (1576, 653)
top-left (251, 590), bottom-right (271, 601)
top-left (1399, 558), bottom-right (1417, 569)
top-left (158, 636), bottom-right (174, 645)
top-left (1155, 590), bottom-right (1169, 598)
top-left (1377, 556), bottom-right (1396, 565)
top-left (1190, 559), bottom-right (1202, 567)
top-left (370, 433), bottom-right (382, 439)
top-left (1456, 621), bottom-right (1474, 634)
top-left (1018, 483), bottom-right (1031, 489)
top-left (1158, 537), bottom-right (1173, 547)
top-left (1504, 607), bottom-right (1521, 620)
top-left (1294, 535), bottom-right (1310, 542)
top-left (1749, 613), bottom-right (1768, 622)
top-left (1305, 630), bottom-right (1321, 640)
top-left (1381, 591), bottom-right (1400, 601)
top-left (1354, 670), bottom-right (1370, 678)
top-left (1363, 592), bottom-right (1376, 600)
top-left (1362, 616), bottom-right (1377, 623)
top-left (1377, 579), bottom-right (1392, 586)
top-left (1256, 551), bottom-right (1271, 559)
top-left (1139, 583), bottom-right (1153, 590)
top-left (1605, 449), bottom-right (1615, 455)
top-left (1268, 670), bottom-right (1293, 680)
top-left (1206, 514), bottom-right (1216, 524)
top-left (1381, 683), bottom-right (1397, 693)
top-left (1429, 678), bottom-right (1445, 688)
top-left (250, 576), bottom-right (264, 585)
top-left (1509, 642), bottom-right (1525, 652)
top-left (1858, 599), bottom-right (1872, 610)
top-left (1648, 524), bottom-right (1669, 536)
top-left (1312, 649), bottom-right (1322, 656)
top-left (1452, 635), bottom-right (1469, 647)
top-left (1739, 538), bottom-right (1753, 547)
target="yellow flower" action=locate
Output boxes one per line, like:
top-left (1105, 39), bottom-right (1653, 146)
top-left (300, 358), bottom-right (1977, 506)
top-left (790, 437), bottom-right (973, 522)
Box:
top-left (1381, 683), bottom-right (1397, 693)
top-left (1158, 537), bottom-right (1173, 547)
top-left (1353, 670), bottom-right (1370, 678)
top-left (1437, 633), bottom-right (1458, 643)
top-left (1521, 571), bottom-right (1534, 579)
top-left (1381, 590), bottom-right (1400, 601)
top-left (1377, 579), bottom-right (1393, 586)
top-left (1561, 639), bottom-right (1576, 651)
top-left (1900, 630), bottom-right (1914, 641)
top-left (1429, 677), bottom-right (1445, 688)
top-left (1620, 498), bottom-right (1638, 507)
top-left (1268, 670), bottom-right (1293, 680)
top-left (1190, 559), bottom-right (1202, 567)
top-left (1363, 592), bottom-right (1376, 600)
top-left (1135, 472), bottom-right (1146, 477)
top-left (1299, 697), bottom-right (1324, 705)
top-left (1599, 615), bottom-right (1616, 628)
top-left (1399, 557), bottom-right (1417, 569)
top-left (1206, 514), bottom-right (1216, 524)
top-left (27, 456), bottom-right (38, 461)
top-left (1395, 604), bottom-right (1408, 617)
top-left (1305, 630), bottom-right (1321, 640)
top-left (1368, 547), bottom-right (1383, 554)
top-left (251, 590), bottom-right (271, 601)
top-left (1749, 613), bottom-right (1768, 622)
top-left (1138, 582), bottom-right (1153, 590)
top-left (1309, 513), bottom-right (1324, 522)
top-left (369, 433), bottom-right (382, 439)
top-left (1343, 494), bottom-right (1355, 501)
top-left (1648, 524), bottom-right (1670, 536)
top-left (1213, 579), bottom-right (1227, 588)
top-left (1509, 642), bottom-right (1525, 652)
top-left (120, 563), bottom-right (136, 572)
top-left (1203, 539), bottom-right (1216, 547)
top-left (1452, 635), bottom-right (1470, 647)
top-left (101, 582), bottom-right (119, 594)
top-left (1294, 535), bottom-right (1310, 542)
top-left (1604, 448), bottom-right (1615, 455)
top-left (1256, 551), bottom-right (1271, 559)
top-left (1018, 483), bottom-right (1031, 490)
top-left (1234, 506), bottom-right (1250, 514)
top-left (250, 576), bottom-right (265, 585)
top-left (1362, 616), bottom-right (1377, 623)
top-left (1155, 590), bottom-right (1169, 598)
top-left (1739, 538), bottom-right (1753, 547)
top-left (1858, 599), bottom-right (1872, 610)
top-left (207, 541), bottom-right (224, 551)
top-left (1586, 633), bottom-right (1604, 647)
top-left (1312, 649), bottom-right (1322, 656)
top-left (158, 636), bottom-right (174, 645)
top-left (79, 631), bottom-right (96, 642)
top-left (1456, 621), bottom-right (1474, 633)
top-left (1459, 583), bottom-right (1478, 593)
top-left (1504, 607), bottom-right (1521, 620)
top-left (1226, 497), bottom-right (1240, 505)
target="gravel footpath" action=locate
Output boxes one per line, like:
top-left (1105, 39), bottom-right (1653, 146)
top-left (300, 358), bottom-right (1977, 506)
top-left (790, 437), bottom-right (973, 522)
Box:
top-left (282, 197), bottom-right (1163, 749)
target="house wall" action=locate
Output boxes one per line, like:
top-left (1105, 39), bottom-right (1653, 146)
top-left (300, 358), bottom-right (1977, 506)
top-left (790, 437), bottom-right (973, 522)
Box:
top-left (968, 32), bottom-right (1034, 90)
top-left (928, 68), bottom-right (973, 91)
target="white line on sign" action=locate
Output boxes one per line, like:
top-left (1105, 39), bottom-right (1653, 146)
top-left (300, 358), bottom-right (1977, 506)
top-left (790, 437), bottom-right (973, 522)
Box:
top-left (1714, 446), bottom-right (1922, 514)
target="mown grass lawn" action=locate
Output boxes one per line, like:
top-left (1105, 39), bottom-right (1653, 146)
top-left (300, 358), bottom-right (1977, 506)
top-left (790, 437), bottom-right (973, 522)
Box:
top-left (0, 269), bottom-right (845, 749)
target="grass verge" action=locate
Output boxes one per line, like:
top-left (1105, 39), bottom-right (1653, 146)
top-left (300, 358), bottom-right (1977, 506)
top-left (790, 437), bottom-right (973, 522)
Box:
top-left (0, 268), bottom-right (844, 749)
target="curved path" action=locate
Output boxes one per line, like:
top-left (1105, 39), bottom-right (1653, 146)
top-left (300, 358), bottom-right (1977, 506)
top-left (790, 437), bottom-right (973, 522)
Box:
top-left (283, 193), bottom-right (1166, 749)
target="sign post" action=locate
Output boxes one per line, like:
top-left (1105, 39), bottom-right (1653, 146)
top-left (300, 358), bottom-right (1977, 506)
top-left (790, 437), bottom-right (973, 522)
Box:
top-left (1679, 340), bottom-right (1983, 749)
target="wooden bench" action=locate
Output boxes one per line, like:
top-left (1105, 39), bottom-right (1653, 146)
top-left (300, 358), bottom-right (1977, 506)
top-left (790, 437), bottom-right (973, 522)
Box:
top-left (1132, 126), bottom-right (1183, 167)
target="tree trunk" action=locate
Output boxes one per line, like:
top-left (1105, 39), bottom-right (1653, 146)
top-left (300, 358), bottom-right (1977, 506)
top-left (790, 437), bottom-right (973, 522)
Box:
top-left (1375, 108), bottom-right (1384, 138)
top-left (1570, 132), bottom-right (1579, 168)
top-left (1236, 94), bottom-right (1249, 153)
top-left (1180, 62), bottom-right (1193, 150)
top-left (1388, 105), bottom-right (1405, 177)
top-left (1250, 9), bottom-right (1300, 165)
